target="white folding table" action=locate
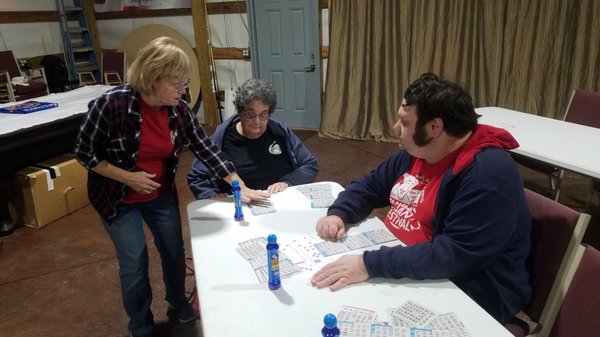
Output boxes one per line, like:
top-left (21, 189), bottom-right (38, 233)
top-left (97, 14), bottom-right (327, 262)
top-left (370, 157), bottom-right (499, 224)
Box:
top-left (188, 182), bottom-right (513, 337)
top-left (477, 107), bottom-right (600, 180)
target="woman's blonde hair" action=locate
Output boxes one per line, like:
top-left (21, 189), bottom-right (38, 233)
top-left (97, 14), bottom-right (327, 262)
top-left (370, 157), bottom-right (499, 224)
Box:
top-left (128, 36), bottom-right (191, 94)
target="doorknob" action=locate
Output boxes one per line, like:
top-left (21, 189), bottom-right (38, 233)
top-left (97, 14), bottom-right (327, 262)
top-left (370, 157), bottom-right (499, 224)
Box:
top-left (304, 65), bottom-right (315, 72)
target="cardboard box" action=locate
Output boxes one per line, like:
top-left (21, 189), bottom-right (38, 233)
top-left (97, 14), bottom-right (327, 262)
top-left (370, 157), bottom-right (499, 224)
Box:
top-left (12, 154), bottom-right (89, 228)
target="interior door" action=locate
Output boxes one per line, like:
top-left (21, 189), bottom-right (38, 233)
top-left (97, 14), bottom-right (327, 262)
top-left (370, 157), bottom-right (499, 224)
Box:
top-left (248, 0), bottom-right (321, 129)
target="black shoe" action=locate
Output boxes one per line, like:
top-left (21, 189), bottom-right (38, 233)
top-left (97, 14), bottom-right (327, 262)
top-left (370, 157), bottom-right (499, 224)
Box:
top-left (167, 302), bottom-right (198, 323)
top-left (131, 331), bottom-right (154, 337)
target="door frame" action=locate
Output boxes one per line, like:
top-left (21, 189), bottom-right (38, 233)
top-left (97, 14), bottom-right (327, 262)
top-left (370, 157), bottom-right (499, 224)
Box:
top-left (246, 0), bottom-right (322, 130)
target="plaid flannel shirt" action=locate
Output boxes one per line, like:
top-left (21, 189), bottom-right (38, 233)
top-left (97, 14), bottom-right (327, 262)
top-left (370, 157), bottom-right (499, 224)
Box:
top-left (74, 84), bottom-right (235, 221)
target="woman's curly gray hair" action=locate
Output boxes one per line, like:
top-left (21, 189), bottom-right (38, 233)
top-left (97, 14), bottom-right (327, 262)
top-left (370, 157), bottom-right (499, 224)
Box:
top-left (234, 78), bottom-right (277, 115)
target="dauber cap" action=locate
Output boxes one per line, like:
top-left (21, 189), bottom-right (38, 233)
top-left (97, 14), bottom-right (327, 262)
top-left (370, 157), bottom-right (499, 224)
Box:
top-left (323, 313), bottom-right (337, 329)
top-left (267, 234), bottom-right (277, 244)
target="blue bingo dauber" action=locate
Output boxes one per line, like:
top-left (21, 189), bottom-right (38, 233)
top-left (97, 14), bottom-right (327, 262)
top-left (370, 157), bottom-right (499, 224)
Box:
top-left (232, 180), bottom-right (244, 221)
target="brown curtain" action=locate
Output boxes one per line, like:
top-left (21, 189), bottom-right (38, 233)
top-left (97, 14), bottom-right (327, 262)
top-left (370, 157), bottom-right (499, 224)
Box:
top-left (321, 0), bottom-right (600, 141)
top-left (320, 0), bottom-right (410, 141)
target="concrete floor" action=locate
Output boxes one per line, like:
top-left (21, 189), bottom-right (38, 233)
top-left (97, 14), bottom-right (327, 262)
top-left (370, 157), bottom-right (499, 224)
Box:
top-left (1, 130), bottom-right (598, 337)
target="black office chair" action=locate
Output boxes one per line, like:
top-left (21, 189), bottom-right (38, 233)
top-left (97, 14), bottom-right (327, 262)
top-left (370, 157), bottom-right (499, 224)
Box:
top-left (40, 54), bottom-right (71, 93)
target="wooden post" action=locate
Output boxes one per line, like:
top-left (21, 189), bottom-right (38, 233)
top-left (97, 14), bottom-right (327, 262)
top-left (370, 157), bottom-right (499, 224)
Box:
top-left (81, 0), bottom-right (102, 65)
top-left (192, 0), bottom-right (218, 126)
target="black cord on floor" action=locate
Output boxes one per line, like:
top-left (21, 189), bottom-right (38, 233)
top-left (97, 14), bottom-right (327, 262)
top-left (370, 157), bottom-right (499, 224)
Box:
top-left (185, 256), bottom-right (199, 311)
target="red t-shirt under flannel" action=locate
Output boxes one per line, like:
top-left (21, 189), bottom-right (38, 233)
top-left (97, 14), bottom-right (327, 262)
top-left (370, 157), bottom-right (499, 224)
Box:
top-left (122, 99), bottom-right (174, 204)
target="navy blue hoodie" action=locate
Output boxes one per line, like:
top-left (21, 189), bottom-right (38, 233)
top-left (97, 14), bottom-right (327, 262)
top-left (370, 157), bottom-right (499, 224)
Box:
top-left (328, 124), bottom-right (532, 324)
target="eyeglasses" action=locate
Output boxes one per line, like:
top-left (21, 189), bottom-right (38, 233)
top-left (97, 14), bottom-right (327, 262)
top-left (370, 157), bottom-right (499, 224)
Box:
top-left (242, 111), bottom-right (269, 121)
top-left (173, 79), bottom-right (191, 93)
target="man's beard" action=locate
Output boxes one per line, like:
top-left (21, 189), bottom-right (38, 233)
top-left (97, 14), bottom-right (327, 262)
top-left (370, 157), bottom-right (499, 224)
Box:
top-left (413, 123), bottom-right (433, 147)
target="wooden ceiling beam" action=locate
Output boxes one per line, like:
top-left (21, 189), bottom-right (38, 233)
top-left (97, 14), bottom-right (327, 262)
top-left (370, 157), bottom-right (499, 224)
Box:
top-left (0, 0), bottom-right (329, 23)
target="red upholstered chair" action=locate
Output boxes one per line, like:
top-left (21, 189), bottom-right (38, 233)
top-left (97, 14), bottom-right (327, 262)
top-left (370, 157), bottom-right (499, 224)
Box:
top-left (0, 50), bottom-right (49, 103)
top-left (564, 89), bottom-right (600, 128)
top-left (101, 51), bottom-right (126, 85)
top-left (565, 89), bottom-right (600, 210)
top-left (566, 89), bottom-right (600, 210)
top-left (547, 245), bottom-right (600, 337)
top-left (505, 189), bottom-right (590, 336)
top-left (513, 89), bottom-right (600, 201)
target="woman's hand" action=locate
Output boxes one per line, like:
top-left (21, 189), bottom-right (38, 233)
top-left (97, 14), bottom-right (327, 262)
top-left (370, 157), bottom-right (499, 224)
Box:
top-left (223, 173), bottom-right (270, 202)
top-left (91, 160), bottom-right (160, 195)
top-left (240, 187), bottom-right (270, 203)
top-left (266, 182), bottom-right (289, 194)
top-left (124, 171), bottom-right (161, 194)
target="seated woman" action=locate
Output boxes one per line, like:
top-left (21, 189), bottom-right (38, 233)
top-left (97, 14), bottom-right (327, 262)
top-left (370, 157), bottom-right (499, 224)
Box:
top-left (187, 78), bottom-right (318, 199)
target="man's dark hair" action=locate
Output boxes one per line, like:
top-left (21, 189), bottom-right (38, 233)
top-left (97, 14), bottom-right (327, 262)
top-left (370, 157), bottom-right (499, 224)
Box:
top-left (403, 73), bottom-right (479, 137)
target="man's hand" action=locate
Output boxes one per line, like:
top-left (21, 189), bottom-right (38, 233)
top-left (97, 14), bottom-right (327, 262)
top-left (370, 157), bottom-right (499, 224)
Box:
top-left (266, 182), bottom-right (289, 194)
top-left (316, 215), bottom-right (346, 240)
top-left (311, 254), bottom-right (370, 291)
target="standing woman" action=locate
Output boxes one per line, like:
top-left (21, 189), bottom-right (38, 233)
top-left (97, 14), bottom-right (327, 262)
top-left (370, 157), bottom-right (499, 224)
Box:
top-left (74, 37), bottom-right (267, 337)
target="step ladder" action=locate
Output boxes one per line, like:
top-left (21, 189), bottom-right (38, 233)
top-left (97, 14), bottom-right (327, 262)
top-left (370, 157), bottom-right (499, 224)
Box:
top-left (56, 0), bottom-right (100, 85)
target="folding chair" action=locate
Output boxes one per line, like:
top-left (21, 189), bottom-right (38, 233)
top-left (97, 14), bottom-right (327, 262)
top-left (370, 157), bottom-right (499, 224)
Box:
top-left (0, 50), bottom-right (49, 103)
top-left (505, 189), bottom-right (590, 336)
top-left (514, 89), bottom-right (600, 201)
top-left (564, 89), bottom-right (600, 210)
top-left (101, 51), bottom-right (126, 85)
top-left (546, 245), bottom-right (600, 337)
top-left (77, 71), bottom-right (97, 85)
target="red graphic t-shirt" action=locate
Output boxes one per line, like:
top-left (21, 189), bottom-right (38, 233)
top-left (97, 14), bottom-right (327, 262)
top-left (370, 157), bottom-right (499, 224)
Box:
top-left (384, 149), bottom-right (461, 245)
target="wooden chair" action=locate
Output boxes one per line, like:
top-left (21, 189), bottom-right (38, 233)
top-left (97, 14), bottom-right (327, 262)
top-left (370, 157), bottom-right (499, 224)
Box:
top-left (546, 244), bottom-right (600, 337)
top-left (514, 89), bottom-right (600, 201)
top-left (77, 71), bottom-right (97, 85)
top-left (0, 50), bottom-right (49, 103)
top-left (505, 189), bottom-right (590, 336)
top-left (101, 51), bottom-right (126, 85)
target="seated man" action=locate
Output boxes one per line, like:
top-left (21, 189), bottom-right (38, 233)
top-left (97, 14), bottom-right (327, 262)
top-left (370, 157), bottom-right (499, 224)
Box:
top-left (188, 78), bottom-right (318, 199)
top-left (311, 73), bottom-right (531, 324)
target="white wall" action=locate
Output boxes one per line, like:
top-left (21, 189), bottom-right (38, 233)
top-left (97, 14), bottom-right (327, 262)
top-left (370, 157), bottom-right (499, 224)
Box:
top-left (95, 12), bottom-right (253, 92)
top-left (0, 1), bottom-right (65, 59)
top-left (0, 0), bottom-right (328, 95)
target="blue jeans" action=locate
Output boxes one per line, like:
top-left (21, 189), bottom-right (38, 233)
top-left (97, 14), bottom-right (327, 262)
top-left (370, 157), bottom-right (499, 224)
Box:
top-left (102, 191), bottom-right (187, 335)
